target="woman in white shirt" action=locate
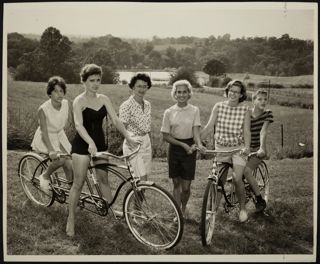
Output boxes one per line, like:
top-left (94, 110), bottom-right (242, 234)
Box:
top-left (119, 73), bottom-right (152, 181)
top-left (31, 76), bottom-right (73, 194)
top-left (160, 80), bottom-right (205, 219)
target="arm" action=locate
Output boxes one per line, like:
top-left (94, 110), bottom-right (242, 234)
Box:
top-left (243, 110), bottom-right (251, 154)
top-left (38, 108), bottom-right (57, 159)
top-left (73, 97), bottom-right (97, 154)
top-left (192, 107), bottom-right (206, 152)
top-left (162, 132), bottom-right (193, 154)
top-left (103, 96), bottom-right (137, 146)
top-left (258, 121), bottom-right (270, 158)
top-left (200, 104), bottom-right (218, 140)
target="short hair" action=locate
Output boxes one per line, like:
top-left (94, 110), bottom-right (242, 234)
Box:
top-left (252, 89), bottom-right (268, 100)
top-left (47, 76), bottom-right (66, 96)
top-left (171, 79), bottom-right (193, 100)
top-left (80, 64), bottom-right (102, 82)
top-left (225, 79), bottom-right (247, 102)
top-left (129, 73), bottom-right (152, 89)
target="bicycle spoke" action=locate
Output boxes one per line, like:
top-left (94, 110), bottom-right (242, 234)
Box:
top-left (124, 184), bottom-right (183, 249)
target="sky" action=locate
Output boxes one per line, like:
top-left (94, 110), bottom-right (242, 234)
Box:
top-left (4, 2), bottom-right (317, 40)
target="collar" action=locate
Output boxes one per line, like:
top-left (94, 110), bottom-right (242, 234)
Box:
top-left (173, 103), bottom-right (190, 111)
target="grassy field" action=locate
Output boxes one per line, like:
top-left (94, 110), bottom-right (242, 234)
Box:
top-left (7, 80), bottom-right (314, 159)
top-left (5, 150), bottom-right (315, 258)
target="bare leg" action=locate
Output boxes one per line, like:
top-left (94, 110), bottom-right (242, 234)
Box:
top-left (41, 159), bottom-right (65, 180)
top-left (62, 158), bottom-right (74, 183)
top-left (233, 164), bottom-right (246, 211)
top-left (181, 179), bottom-right (192, 217)
top-left (95, 166), bottom-right (113, 203)
top-left (244, 167), bottom-right (260, 196)
top-left (172, 178), bottom-right (182, 209)
top-left (66, 154), bottom-right (89, 237)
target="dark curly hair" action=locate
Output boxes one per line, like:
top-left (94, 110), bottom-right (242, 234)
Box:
top-left (225, 79), bottom-right (247, 102)
top-left (129, 73), bottom-right (152, 89)
top-left (47, 76), bottom-right (66, 96)
top-left (80, 64), bottom-right (102, 82)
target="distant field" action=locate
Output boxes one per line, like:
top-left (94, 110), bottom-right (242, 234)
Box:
top-left (7, 80), bottom-right (313, 159)
top-left (228, 73), bottom-right (314, 87)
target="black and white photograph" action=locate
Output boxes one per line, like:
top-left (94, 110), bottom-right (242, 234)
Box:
top-left (2, 1), bottom-right (317, 262)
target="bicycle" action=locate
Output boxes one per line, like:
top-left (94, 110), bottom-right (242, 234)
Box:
top-left (18, 146), bottom-right (184, 250)
top-left (199, 149), bottom-right (270, 247)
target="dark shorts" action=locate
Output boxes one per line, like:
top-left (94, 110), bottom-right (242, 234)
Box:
top-left (168, 138), bottom-right (196, 180)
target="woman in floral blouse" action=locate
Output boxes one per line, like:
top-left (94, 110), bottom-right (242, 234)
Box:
top-left (119, 73), bottom-right (152, 180)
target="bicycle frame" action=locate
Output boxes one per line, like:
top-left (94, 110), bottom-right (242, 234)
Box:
top-left (205, 149), bottom-right (265, 212)
top-left (44, 145), bottom-right (155, 216)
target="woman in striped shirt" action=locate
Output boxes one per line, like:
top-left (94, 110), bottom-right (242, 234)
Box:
top-left (244, 89), bottom-right (273, 212)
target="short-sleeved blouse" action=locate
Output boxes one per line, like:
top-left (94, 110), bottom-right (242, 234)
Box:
top-left (160, 104), bottom-right (201, 139)
top-left (119, 95), bottom-right (151, 136)
top-left (31, 99), bottom-right (71, 153)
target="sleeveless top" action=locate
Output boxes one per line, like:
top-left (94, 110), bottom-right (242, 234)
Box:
top-left (71, 105), bottom-right (108, 154)
top-left (31, 99), bottom-right (71, 153)
top-left (214, 101), bottom-right (248, 147)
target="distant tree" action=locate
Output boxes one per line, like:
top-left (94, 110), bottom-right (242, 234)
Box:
top-left (7, 33), bottom-right (38, 68)
top-left (203, 59), bottom-right (226, 76)
top-left (101, 65), bottom-right (119, 84)
top-left (39, 27), bottom-right (72, 77)
top-left (169, 67), bottom-right (200, 88)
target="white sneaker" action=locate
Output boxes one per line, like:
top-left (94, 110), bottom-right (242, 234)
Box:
top-left (39, 174), bottom-right (51, 195)
top-left (239, 210), bottom-right (248, 222)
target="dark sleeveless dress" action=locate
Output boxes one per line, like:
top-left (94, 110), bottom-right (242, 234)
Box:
top-left (71, 105), bottom-right (108, 154)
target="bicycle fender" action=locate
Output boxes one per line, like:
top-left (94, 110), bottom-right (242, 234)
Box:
top-left (138, 180), bottom-right (155, 186)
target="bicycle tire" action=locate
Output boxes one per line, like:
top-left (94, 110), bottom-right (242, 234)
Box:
top-left (200, 180), bottom-right (219, 246)
top-left (254, 161), bottom-right (270, 203)
top-left (18, 153), bottom-right (54, 207)
top-left (123, 183), bottom-right (184, 250)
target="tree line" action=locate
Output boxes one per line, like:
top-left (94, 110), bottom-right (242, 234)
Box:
top-left (7, 27), bottom-right (313, 84)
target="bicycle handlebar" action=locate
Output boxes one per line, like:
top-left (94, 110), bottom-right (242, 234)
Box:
top-left (197, 147), bottom-right (258, 157)
top-left (93, 144), bottom-right (141, 161)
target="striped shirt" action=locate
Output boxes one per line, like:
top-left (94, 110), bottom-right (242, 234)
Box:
top-left (215, 101), bottom-right (249, 147)
top-left (250, 110), bottom-right (274, 151)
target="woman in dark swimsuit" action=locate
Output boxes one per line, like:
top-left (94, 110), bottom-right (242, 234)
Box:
top-left (66, 64), bottom-right (139, 237)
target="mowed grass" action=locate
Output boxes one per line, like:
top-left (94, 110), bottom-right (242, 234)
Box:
top-left (7, 80), bottom-right (314, 159)
top-left (6, 151), bottom-right (314, 256)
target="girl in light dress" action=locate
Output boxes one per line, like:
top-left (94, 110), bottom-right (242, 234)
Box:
top-left (31, 76), bottom-right (73, 194)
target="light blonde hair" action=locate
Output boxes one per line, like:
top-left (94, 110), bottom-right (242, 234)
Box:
top-left (252, 89), bottom-right (268, 101)
top-left (171, 79), bottom-right (193, 100)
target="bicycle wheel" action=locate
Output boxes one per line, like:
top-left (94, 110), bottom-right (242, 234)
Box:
top-left (253, 161), bottom-right (270, 203)
top-left (18, 153), bottom-right (54, 207)
top-left (200, 180), bottom-right (219, 246)
top-left (123, 183), bottom-right (183, 250)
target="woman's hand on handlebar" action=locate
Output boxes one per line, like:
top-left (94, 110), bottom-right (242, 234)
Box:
top-left (240, 147), bottom-right (250, 156)
top-left (88, 142), bottom-right (98, 155)
top-left (257, 148), bottom-right (266, 158)
top-left (196, 144), bottom-right (207, 154)
top-left (49, 151), bottom-right (59, 160)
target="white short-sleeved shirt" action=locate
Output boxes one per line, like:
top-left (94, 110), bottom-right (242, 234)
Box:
top-left (119, 95), bottom-right (151, 136)
top-left (31, 99), bottom-right (71, 153)
top-left (160, 104), bottom-right (201, 139)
